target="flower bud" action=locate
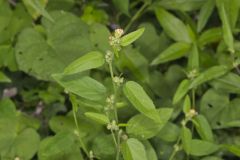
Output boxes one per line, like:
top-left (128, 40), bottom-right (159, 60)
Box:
top-left (105, 50), bottom-right (113, 63)
top-left (114, 28), bottom-right (124, 38)
top-left (186, 109), bottom-right (198, 118)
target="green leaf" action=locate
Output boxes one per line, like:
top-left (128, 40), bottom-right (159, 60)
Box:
top-left (0, 99), bottom-right (40, 160)
top-left (0, 1), bottom-right (12, 33)
top-left (112, 0), bottom-right (129, 16)
top-left (201, 89), bottom-right (240, 128)
top-left (151, 42), bottom-right (191, 65)
top-left (11, 128), bottom-right (40, 160)
top-left (197, 0), bottom-right (215, 32)
top-left (173, 79), bottom-right (190, 104)
top-left (126, 108), bottom-right (173, 139)
top-left (222, 0), bottom-right (240, 30)
top-left (81, 6), bottom-right (109, 25)
top-left (156, 122), bottom-right (180, 142)
top-left (198, 27), bottom-right (222, 48)
top-left (123, 81), bottom-right (160, 122)
top-left (117, 47), bottom-right (150, 83)
top-left (89, 23), bottom-right (111, 52)
top-left (22, 0), bottom-right (54, 22)
top-left (188, 43), bottom-right (199, 70)
top-left (155, 7), bottom-right (191, 43)
top-left (181, 127), bottom-right (192, 154)
top-left (38, 132), bottom-right (83, 160)
top-left (49, 116), bottom-right (76, 134)
top-left (216, 0), bottom-right (234, 53)
top-left (183, 95), bottom-right (191, 115)
top-left (0, 99), bottom-right (18, 152)
top-left (53, 74), bottom-right (106, 101)
top-left (201, 156), bottom-right (223, 160)
top-left (121, 138), bottom-right (148, 160)
top-left (92, 134), bottom-right (116, 159)
top-left (64, 51), bottom-right (105, 75)
top-left (189, 65), bottom-right (228, 89)
top-left (193, 115), bottom-right (214, 142)
top-left (17, 113), bottom-right (41, 131)
top-left (189, 139), bottom-right (219, 156)
top-left (84, 112), bottom-right (109, 125)
top-left (16, 11), bottom-right (93, 80)
top-left (0, 4), bottom-right (32, 45)
top-left (0, 71), bottom-right (11, 83)
top-left (157, 0), bottom-right (205, 12)
top-left (143, 141), bottom-right (158, 160)
top-left (120, 28), bottom-right (145, 46)
top-left (223, 144), bottom-right (240, 157)
top-left (210, 72), bottom-right (240, 94)
top-left (135, 23), bottom-right (170, 60)
top-left (0, 45), bottom-right (18, 71)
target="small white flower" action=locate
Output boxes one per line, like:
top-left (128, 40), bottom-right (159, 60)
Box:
top-left (105, 50), bottom-right (113, 63)
top-left (113, 76), bottom-right (124, 86)
top-left (187, 69), bottom-right (198, 79)
top-left (107, 120), bottom-right (119, 131)
top-left (114, 28), bottom-right (124, 38)
top-left (186, 109), bottom-right (198, 118)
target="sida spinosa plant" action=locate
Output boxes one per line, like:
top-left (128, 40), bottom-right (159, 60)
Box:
top-left (2, 0), bottom-right (240, 160)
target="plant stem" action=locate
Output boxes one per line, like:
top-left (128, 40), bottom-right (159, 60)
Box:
top-left (116, 130), bottom-right (121, 160)
top-left (169, 137), bottom-right (181, 160)
top-left (107, 51), bottom-right (121, 160)
top-left (169, 150), bottom-right (177, 160)
top-left (110, 129), bottom-right (118, 148)
top-left (124, 2), bottom-right (149, 32)
top-left (191, 89), bottom-right (195, 109)
top-left (70, 95), bottom-right (89, 158)
top-left (108, 61), bottom-right (119, 123)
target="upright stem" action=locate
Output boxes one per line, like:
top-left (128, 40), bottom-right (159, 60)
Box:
top-left (116, 131), bottom-right (121, 160)
top-left (124, 2), bottom-right (149, 32)
top-left (191, 89), bottom-right (195, 109)
top-left (169, 137), bottom-right (181, 160)
top-left (107, 52), bottom-right (121, 160)
top-left (110, 129), bottom-right (118, 148)
top-left (70, 95), bottom-right (89, 158)
top-left (108, 61), bottom-right (119, 123)
top-left (169, 150), bottom-right (177, 160)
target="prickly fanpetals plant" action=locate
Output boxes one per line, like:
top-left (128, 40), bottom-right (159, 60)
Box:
top-left (2, 0), bottom-right (240, 160)
top-left (53, 27), bottom-right (170, 160)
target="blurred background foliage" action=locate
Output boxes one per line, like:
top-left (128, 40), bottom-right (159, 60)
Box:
top-left (1, 0), bottom-right (240, 160)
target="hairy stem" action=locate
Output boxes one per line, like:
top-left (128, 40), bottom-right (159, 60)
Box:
top-left (108, 61), bottom-right (119, 123)
top-left (107, 52), bottom-right (121, 160)
top-left (70, 95), bottom-right (89, 158)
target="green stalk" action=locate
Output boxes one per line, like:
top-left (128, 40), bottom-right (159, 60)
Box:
top-left (107, 50), bottom-right (121, 160)
top-left (70, 95), bottom-right (90, 158)
top-left (108, 61), bottom-right (119, 123)
top-left (169, 137), bottom-right (181, 160)
top-left (124, 2), bottom-right (149, 32)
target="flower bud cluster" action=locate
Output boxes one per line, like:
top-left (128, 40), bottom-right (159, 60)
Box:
top-left (113, 76), bottom-right (124, 86)
top-left (109, 28), bottom-right (124, 51)
top-left (107, 120), bottom-right (119, 131)
top-left (105, 50), bottom-right (113, 64)
top-left (187, 69), bottom-right (198, 79)
top-left (104, 95), bottom-right (115, 111)
top-left (186, 109), bottom-right (198, 118)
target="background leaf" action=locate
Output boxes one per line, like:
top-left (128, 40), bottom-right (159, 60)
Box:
top-left (151, 42), bottom-right (190, 65)
top-left (155, 7), bottom-right (191, 43)
top-left (121, 138), bottom-right (148, 160)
